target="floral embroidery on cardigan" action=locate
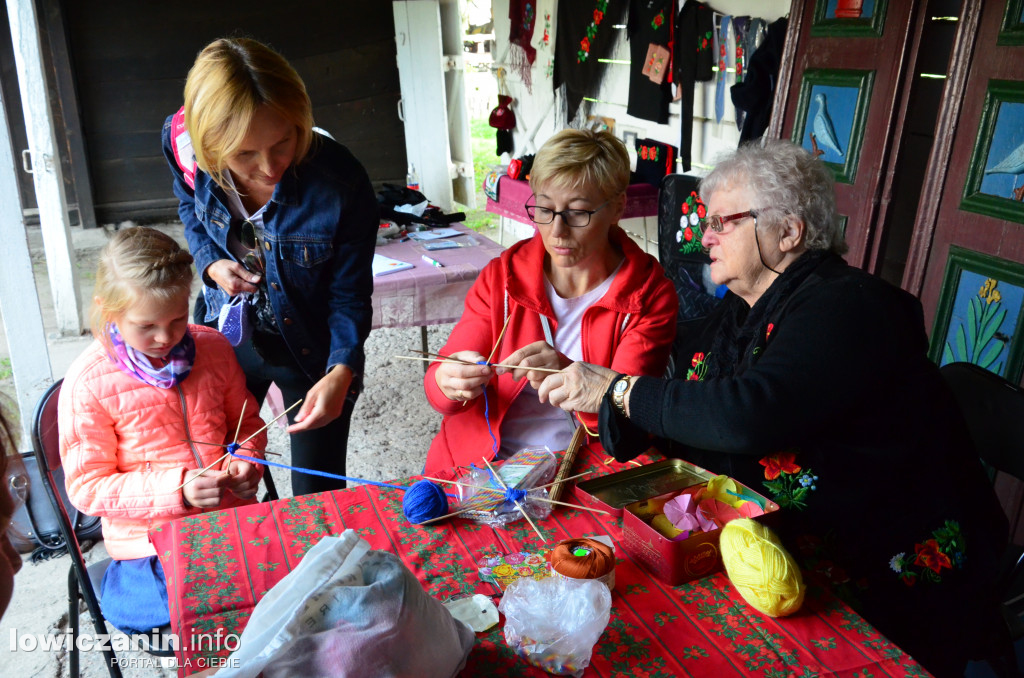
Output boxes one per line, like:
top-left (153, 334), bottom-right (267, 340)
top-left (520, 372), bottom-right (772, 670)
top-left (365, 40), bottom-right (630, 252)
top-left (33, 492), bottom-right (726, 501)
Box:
top-left (651, 10), bottom-right (665, 29)
top-left (889, 521), bottom-right (965, 586)
top-left (760, 451), bottom-right (818, 510)
top-left (578, 0), bottom-right (610, 62)
top-left (675, 190), bottom-right (707, 255)
top-left (686, 352), bottom-right (708, 381)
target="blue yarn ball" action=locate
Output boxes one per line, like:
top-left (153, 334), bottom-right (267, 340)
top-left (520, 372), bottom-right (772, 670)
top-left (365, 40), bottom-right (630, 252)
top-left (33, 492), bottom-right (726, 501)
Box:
top-left (403, 480), bottom-right (449, 524)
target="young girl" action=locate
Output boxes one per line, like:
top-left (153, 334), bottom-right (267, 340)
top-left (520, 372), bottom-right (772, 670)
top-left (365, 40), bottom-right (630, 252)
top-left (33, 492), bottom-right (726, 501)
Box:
top-left (59, 227), bottom-right (266, 635)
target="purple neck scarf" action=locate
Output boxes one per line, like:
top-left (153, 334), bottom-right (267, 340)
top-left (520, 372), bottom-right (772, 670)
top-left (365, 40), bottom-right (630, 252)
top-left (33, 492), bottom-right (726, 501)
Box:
top-left (106, 324), bottom-right (196, 389)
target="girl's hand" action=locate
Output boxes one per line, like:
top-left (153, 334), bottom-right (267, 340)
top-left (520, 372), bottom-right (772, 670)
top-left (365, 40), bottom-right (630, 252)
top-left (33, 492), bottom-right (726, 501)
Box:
top-left (226, 458), bottom-right (262, 499)
top-left (495, 341), bottom-right (570, 389)
top-left (207, 259), bottom-right (261, 296)
top-left (182, 469), bottom-right (231, 508)
top-left (538, 362), bottom-right (619, 414)
top-left (287, 365), bottom-right (352, 433)
top-left (434, 351), bottom-right (493, 402)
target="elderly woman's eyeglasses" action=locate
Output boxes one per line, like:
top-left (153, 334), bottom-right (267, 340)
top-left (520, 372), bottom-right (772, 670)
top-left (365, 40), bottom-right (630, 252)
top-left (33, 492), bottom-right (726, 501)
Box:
top-left (705, 210), bottom-right (759, 234)
top-left (524, 199), bottom-right (610, 228)
top-left (239, 220), bottom-right (265, 275)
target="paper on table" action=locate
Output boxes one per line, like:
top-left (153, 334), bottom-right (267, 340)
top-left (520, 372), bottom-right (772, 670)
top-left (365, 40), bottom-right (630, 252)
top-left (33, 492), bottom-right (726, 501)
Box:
top-left (407, 227), bottom-right (463, 241)
top-left (372, 253), bottom-right (414, 277)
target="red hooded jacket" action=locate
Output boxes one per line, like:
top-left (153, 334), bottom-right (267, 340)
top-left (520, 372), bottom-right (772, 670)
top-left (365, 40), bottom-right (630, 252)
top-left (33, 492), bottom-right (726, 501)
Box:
top-left (423, 227), bottom-right (677, 472)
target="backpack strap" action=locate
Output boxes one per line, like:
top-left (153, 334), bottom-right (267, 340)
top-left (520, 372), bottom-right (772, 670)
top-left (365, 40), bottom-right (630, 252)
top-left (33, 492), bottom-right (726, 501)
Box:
top-left (170, 106), bottom-right (197, 190)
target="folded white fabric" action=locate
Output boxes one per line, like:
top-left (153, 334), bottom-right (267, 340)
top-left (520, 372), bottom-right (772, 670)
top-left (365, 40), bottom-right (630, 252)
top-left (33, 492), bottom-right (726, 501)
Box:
top-left (215, 531), bottom-right (475, 678)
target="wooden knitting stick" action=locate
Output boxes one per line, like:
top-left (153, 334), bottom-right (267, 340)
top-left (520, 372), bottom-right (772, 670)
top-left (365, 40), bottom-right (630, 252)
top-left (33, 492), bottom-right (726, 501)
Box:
top-left (549, 425), bottom-right (586, 502)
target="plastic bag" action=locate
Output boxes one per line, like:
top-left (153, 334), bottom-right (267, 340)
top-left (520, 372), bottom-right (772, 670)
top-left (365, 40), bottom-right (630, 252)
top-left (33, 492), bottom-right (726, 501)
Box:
top-left (457, 447), bottom-right (557, 528)
top-left (499, 576), bottom-right (611, 677)
top-left (214, 531), bottom-right (475, 678)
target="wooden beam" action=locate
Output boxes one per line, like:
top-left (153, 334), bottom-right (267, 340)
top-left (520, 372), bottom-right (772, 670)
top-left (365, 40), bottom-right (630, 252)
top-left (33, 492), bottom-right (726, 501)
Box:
top-left (6, 0), bottom-right (83, 335)
top-left (0, 74), bottom-right (52, 448)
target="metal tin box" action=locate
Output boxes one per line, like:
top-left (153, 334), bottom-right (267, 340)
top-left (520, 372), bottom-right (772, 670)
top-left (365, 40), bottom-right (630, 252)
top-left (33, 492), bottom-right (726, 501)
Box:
top-left (620, 473), bottom-right (780, 587)
top-left (571, 459), bottom-right (714, 517)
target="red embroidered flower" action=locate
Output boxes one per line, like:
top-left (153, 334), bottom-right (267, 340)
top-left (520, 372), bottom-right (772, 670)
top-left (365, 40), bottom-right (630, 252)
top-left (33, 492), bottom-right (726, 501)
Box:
top-left (581, 37), bottom-right (590, 52)
top-left (688, 372), bottom-right (701, 381)
top-left (701, 38), bottom-right (708, 49)
top-left (766, 323), bottom-right (775, 339)
top-left (914, 540), bottom-right (952, 574)
top-left (697, 204), bottom-right (706, 219)
top-left (641, 146), bottom-right (649, 160)
top-left (653, 14), bottom-right (663, 27)
top-left (681, 202), bottom-right (690, 215)
top-left (684, 227), bottom-right (693, 242)
top-left (691, 352), bottom-right (705, 367)
top-left (720, 45), bottom-right (726, 57)
top-left (760, 451), bottom-right (801, 480)
top-left (594, 9), bottom-right (603, 23)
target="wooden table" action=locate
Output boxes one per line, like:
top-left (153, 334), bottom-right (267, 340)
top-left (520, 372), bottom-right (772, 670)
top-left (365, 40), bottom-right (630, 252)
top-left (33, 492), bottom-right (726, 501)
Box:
top-left (151, 446), bottom-right (926, 677)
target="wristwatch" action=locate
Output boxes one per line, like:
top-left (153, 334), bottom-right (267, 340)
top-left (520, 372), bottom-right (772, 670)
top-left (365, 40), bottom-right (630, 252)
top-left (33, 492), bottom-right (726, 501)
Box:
top-left (610, 374), bottom-right (632, 416)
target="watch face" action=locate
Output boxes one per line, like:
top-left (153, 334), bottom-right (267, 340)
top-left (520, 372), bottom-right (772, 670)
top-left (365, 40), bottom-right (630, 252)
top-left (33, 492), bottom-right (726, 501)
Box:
top-left (614, 378), bottom-right (628, 394)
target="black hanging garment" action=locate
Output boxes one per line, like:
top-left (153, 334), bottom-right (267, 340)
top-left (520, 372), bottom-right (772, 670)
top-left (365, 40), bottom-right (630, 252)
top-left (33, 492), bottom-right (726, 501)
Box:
top-left (553, 0), bottom-right (629, 124)
top-left (626, 0), bottom-right (674, 124)
top-left (633, 137), bottom-right (676, 187)
top-left (673, 1), bottom-right (714, 171)
top-left (730, 17), bottom-right (787, 144)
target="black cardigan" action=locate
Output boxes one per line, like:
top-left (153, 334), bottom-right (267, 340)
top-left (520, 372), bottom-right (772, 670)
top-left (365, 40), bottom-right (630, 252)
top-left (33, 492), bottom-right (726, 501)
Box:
top-left (604, 254), bottom-right (1007, 674)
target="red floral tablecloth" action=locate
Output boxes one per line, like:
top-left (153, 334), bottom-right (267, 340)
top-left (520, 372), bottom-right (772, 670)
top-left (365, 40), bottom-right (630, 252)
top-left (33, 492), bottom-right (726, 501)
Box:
top-left (151, 447), bottom-right (928, 677)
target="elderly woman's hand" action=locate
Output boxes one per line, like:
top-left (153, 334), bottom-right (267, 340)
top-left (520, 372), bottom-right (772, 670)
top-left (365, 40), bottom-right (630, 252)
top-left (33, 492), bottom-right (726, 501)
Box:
top-left (538, 361), bottom-right (619, 414)
top-left (435, 351), bottom-right (494, 402)
top-left (495, 341), bottom-right (571, 389)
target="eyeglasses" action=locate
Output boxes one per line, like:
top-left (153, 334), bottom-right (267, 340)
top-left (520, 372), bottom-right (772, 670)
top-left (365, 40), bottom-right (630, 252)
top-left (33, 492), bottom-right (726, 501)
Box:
top-left (524, 199), bottom-right (610, 228)
top-left (705, 209), bottom-right (759, 234)
top-left (239, 219), bottom-right (265, 275)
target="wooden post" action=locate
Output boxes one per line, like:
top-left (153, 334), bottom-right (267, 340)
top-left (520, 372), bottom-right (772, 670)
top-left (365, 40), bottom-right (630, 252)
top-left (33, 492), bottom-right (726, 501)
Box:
top-left (6, 0), bottom-right (83, 335)
top-left (0, 79), bottom-right (53, 448)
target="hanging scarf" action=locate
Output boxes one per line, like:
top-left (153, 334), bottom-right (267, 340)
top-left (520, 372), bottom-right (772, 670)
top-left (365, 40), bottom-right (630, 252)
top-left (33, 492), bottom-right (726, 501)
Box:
top-left (509, 0), bottom-right (538, 92)
top-left (106, 324), bottom-right (196, 389)
top-left (714, 15), bottom-right (732, 125)
top-left (553, 0), bottom-right (627, 124)
top-left (705, 250), bottom-right (831, 380)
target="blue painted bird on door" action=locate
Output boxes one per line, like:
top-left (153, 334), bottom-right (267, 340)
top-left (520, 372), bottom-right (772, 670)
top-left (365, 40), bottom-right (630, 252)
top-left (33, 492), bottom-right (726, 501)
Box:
top-left (800, 85), bottom-right (859, 165)
top-left (980, 101), bottom-right (1024, 202)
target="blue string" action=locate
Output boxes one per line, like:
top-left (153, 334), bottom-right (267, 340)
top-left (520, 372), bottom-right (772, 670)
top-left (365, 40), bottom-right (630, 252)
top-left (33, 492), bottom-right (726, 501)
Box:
top-left (475, 360), bottom-right (500, 457)
top-left (229, 451), bottom-right (456, 497)
top-left (482, 464), bottom-right (528, 504)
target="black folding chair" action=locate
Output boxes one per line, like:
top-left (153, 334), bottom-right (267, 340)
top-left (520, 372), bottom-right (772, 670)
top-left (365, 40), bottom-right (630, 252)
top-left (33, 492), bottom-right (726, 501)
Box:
top-left (31, 379), bottom-right (278, 676)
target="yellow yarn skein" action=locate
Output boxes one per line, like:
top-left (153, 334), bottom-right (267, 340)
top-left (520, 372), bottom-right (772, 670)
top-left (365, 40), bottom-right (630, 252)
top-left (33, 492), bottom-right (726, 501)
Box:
top-left (719, 518), bottom-right (805, 618)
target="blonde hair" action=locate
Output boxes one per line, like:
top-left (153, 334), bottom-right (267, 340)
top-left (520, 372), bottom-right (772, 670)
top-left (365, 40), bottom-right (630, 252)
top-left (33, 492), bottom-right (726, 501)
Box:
top-left (529, 129), bottom-right (631, 201)
top-left (91, 228), bottom-right (194, 345)
top-left (183, 37), bottom-right (313, 190)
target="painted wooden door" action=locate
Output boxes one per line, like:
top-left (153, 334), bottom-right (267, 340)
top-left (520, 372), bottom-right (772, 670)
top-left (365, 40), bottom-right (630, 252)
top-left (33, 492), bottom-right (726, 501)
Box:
top-left (904, 0), bottom-right (1024, 384)
top-left (392, 0), bottom-right (476, 212)
top-left (770, 0), bottom-right (923, 273)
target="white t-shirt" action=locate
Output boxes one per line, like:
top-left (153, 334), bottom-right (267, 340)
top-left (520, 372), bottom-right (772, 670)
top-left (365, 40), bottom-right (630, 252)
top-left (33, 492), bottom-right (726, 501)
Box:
top-left (498, 262), bottom-right (622, 457)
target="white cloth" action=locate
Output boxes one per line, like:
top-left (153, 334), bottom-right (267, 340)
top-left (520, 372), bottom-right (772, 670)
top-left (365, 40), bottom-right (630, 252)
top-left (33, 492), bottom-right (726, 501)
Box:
top-left (214, 531), bottom-right (475, 678)
top-left (499, 265), bottom-right (621, 456)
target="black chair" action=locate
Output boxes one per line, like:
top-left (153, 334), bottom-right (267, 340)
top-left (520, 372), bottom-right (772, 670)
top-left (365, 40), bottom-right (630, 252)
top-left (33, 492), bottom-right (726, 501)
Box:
top-left (31, 379), bottom-right (278, 676)
top-left (939, 362), bottom-right (1024, 677)
top-left (657, 174), bottom-right (722, 378)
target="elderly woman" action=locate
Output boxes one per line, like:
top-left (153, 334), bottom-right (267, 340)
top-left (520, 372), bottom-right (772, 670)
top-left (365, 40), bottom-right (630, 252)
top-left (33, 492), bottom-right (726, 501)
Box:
top-left (423, 129), bottom-right (677, 473)
top-left (162, 38), bottom-right (378, 496)
top-left (539, 139), bottom-right (1007, 675)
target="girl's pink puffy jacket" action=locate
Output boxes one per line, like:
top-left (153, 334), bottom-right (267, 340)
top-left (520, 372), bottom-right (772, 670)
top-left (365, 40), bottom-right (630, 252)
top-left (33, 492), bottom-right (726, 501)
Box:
top-left (58, 325), bottom-right (267, 560)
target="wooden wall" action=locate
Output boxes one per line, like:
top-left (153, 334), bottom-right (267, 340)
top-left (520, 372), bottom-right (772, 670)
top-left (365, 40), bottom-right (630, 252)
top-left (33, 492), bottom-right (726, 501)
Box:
top-left (53, 1), bottom-right (405, 223)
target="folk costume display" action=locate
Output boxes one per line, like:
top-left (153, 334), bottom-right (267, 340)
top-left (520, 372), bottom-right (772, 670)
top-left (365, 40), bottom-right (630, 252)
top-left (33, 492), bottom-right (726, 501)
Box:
top-left (672, 0), bottom-right (714, 171)
top-left (626, 0), bottom-right (674, 124)
top-left (554, 0), bottom-right (628, 123)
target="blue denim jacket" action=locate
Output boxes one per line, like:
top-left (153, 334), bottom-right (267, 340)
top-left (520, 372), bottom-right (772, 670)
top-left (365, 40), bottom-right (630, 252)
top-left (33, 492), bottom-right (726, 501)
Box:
top-left (162, 116), bottom-right (378, 380)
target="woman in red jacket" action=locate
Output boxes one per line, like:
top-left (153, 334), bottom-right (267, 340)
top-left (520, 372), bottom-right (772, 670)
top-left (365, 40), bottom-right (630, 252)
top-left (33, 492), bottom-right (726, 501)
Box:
top-left (423, 129), bottom-right (677, 473)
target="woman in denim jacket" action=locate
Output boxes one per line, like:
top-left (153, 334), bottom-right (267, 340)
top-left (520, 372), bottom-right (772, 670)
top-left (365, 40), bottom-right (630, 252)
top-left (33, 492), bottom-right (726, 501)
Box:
top-left (161, 37), bottom-right (378, 496)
